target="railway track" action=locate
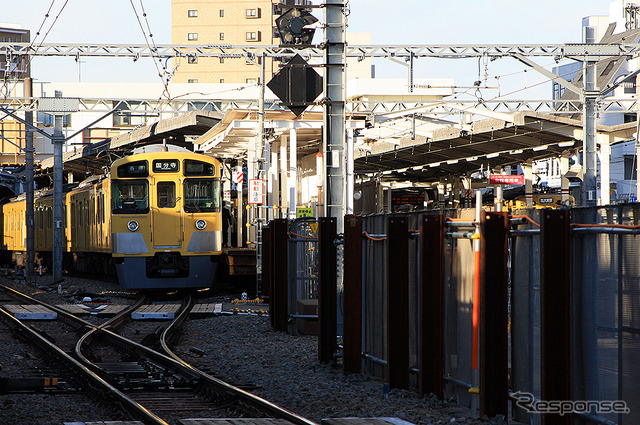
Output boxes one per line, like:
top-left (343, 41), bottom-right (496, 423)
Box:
top-left (0, 284), bottom-right (318, 425)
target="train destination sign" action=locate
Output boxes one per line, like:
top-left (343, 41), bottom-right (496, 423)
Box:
top-left (489, 174), bottom-right (525, 185)
top-left (153, 159), bottom-right (179, 173)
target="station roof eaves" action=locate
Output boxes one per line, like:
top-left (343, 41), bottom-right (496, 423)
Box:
top-left (355, 111), bottom-right (637, 183)
top-left (196, 109), bottom-right (330, 160)
top-left (40, 110), bottom-right (222, 175)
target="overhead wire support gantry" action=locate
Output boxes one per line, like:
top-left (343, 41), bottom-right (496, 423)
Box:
top-left (1, 42), bottom-right (639, 60)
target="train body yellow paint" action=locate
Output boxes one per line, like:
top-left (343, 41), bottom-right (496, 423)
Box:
top-left (2, 151), bottom-right (223, 289)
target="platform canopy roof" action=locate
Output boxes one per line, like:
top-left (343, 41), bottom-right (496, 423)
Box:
top-left (37, 104), bottom-right (637, 186)
top-left (196, 109), bottom-right (329, 159)
top-left (195, 106), bottom-right (637, 184)
top-left (353, 106), bottom-right (639, 183)
top-left (39, 110), bottom-right (221, 177)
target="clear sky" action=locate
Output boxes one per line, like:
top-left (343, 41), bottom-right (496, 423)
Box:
top-left (1, 0), bottom-right (612, 99)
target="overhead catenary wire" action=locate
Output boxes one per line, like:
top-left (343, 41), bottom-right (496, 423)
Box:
top-left (128, 0), bottom-right (172, 117)
top-left (2, 0), bottom-right (69, 99)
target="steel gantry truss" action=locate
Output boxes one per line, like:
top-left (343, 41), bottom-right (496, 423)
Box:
top-left (1, 42), bottom-right (640, 59)
top-left (0, 97), bottom-right (638, 115)
top-left (2, 42), bottom-right (640, 116)
top-left (2, 40), bottom-right (638, 209)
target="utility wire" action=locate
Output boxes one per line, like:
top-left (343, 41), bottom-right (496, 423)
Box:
top-left (128, 0), bottom-right (175, 120)
top-left (2, 0), bottom-right (67, 99)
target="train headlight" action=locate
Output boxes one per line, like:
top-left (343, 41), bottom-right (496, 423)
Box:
top-left (195, 219), bottom-right (207, 230)
top-left (127, 220), bottom-right (139, 232)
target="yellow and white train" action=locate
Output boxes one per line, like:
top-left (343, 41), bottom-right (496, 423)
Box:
top-left (3, 151), bottom-right (223, 289)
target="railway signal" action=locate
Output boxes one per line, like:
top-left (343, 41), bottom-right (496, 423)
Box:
top-left (267, 54), bottom-right (323, 117)
top-left (275, 7), bottom-right (319, 46)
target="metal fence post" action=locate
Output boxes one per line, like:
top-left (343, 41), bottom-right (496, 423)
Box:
top-left (272, 219), bottom-right (289, 332)
top-left (318, 217), bottom-right (337, 363)
top-left (541, 210), bottom-right (571, 425)
top-left (262, 223), bottom-right (272, 300)
top-left (343, 215), bottom-right (363, 373)
top-left (479, 211), bottom-right (509, 419)
top-left (387, 215), bottom-right (409, 389)
top-left (419, 214), bottom-right (444, 398)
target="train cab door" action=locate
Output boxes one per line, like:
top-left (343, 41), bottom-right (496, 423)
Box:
top-left (152, 180), bottom-right (182, 248)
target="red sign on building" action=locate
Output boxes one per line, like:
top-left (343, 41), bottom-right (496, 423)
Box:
top-left (489, 174), bottom-right (525, 185)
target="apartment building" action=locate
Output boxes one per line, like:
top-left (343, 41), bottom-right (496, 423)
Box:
top-left (0, 24), bottom-right (30, 81)
top-left (171, 0), bottom-right (309, 84)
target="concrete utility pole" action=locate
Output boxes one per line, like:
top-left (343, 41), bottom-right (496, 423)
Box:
top-left (582, 26), bottom-right (598, 207)
top-left (38, 95), bottom-right (79, 283)
top-left (52, 113), bottom-right (64, 283)
top-left (323, 0), bottom-right (346, 229)
top-left (24, 78), bottom-right (34, 283)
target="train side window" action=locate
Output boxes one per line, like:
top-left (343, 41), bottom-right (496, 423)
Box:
top-left (157, 182), bottom-right (176, 208)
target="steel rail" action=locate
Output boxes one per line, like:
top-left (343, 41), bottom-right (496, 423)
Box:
top-left (0, 306), bottom-right (170, 425)
top-left (74, 295), bottom-right (148, 367)
top-left (0, 284), bottom-right (319, 425)
top-left (159, 294), bottom-right (195, 363)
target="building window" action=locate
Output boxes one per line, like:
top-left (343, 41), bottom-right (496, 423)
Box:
top-left (220, 79), bottom-right (225, 83)
top-left (188, 79), bottom-right (198, 84)
top-left (188, 56), bottom-right (198, 64)
top-left (219, 33), bottom-right (224, 41)
top-left (624, 155), bottom-right (638, 180)
top-left (219, 9), bottom-right (224, 17)
top-left (246, 31), bottom-right (260, 41)
top-left (188, 33), bottom-right (198, 41)
top-left (624, 80), bottom-right (637, 94)
top-left (246, 78), bottom-right (257, 84)
top-left (246, 8), bottom-right (260, 18)
top-left (188, 9), bottom-right (198, 17)
top-left (219, 57), bottom-right (225, 64)
top-left (37, 112), bottom-right (71, 127)
top-left (113, 101), bottom-right (143, 126)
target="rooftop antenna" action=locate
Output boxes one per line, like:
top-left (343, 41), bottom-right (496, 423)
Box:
top-left (625, 3), bottom-right (640, 30)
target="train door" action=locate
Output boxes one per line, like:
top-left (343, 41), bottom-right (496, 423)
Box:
top-left (152, 180), bottom-right (182, 248)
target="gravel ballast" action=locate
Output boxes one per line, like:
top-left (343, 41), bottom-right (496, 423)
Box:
top-left (0, 275), bottom-right (485, 425)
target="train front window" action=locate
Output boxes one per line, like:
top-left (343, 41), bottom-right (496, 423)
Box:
top-left (183, 178), bottom-right (221, 213)
top-left (157, 182), bottom-right (176, 208)
top-left (112, 180), bottom-right (149, 214)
